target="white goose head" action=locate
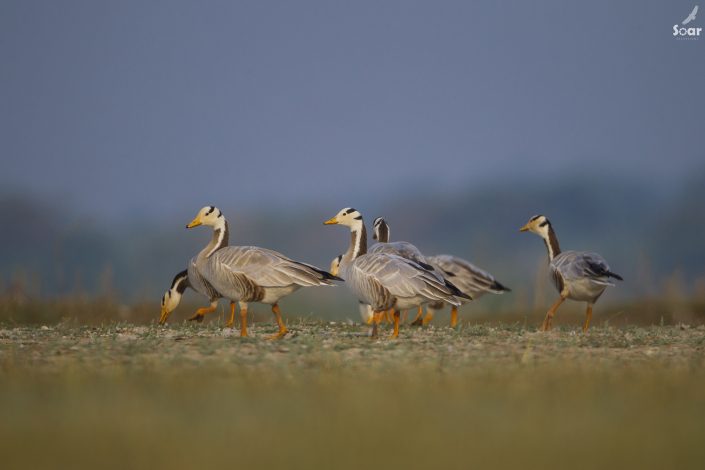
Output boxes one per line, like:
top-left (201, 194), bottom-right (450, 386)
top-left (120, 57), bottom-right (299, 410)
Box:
top-left (519, 214), bottom-right (551, 237)
top-left (186, 206), bottom-right (225, 229)
top-left (323, 207), bottom-right (363, 228)
top-left (324, 207), bottom-right (367, 260)
top-left (159, 270), bottom-right (188, 325)
top-left (329, 254), bottom-right (343, 277)
top-left (520, 214), bottom-right (561, 260)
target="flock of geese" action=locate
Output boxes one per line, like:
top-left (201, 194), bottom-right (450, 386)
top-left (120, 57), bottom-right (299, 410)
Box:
top-left (159, 206), bottom-right (622, 339)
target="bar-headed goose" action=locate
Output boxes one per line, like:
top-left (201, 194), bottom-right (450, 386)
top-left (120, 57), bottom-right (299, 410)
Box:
top-left (324, 208), bottom-right (469, 338)
top-left (369, 217), bottom-right (450, 325)
top-left (159, 268), bottom-right (241, 327)
top-left (423, 255), bottom-right (510, 327)
top-left (520, 215), bottom-right (622, 332)
top-left (186, 206), bottom-right (342, 339)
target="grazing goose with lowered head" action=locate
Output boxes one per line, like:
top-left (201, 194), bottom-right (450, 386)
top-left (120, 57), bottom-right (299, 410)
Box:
top-left (520, 215), bottom-right (622, 332)
top-left (324, 208), bottom-right (469, 338)
top-left (187, 206), bottom-right (342, 339)
top-left (159, 268), bottom-right (240, 327)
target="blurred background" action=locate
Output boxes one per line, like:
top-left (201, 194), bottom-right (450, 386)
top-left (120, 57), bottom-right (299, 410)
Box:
top-left (1, 0), bottom-right (704, 324)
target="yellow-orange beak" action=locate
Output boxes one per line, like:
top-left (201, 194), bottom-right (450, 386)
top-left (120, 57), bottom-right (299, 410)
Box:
top-left (323, 216), bottom-right (339, 225)
top-left (186, 217), bottom-right (202, 229)
top-left (519, 223), bottom-right (530, 232)
top-left (159, 306), bottom-right (170, 325)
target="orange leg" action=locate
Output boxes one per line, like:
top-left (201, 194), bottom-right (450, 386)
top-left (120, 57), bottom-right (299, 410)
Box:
top-left (188, 304), bottom-right (217, 322)
top-left (541, 296), bottom-right (566, 332)
top-left (225, 302), bottom-right (237, 328)
top-left (371, 310), bottom-right (384, 338)
top-left (410, 306), bottom-right (424, 326)
top-left (239, 302), bottom-right (248, 337)
top-left (401, 310), bottom-right (409, 323)
top-left (583, 304), bottom-right (593, 333)
top-left (266, 303), bottom-right (289, 340)
top-left (391, 310), bottom-right (400, 339)
top-left (449, 305), bottom-right (459, 328)
top-left (422, 308), bottom-right (435, 326)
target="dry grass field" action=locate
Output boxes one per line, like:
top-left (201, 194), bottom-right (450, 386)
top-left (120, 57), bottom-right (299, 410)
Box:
top-left (2, 319), bottom-right (705, 469)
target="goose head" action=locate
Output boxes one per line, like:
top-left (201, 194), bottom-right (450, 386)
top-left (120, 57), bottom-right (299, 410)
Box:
top-left (323, 207), bottom-right (363, 228)
top-left (186, 206), bottom-right (225, 229)
top-left (329, 254), bottom-right (343, 277)
top-left (519, 214), bottom-right (551, 237)
top-left (159, 270), bottom-right (188, 325)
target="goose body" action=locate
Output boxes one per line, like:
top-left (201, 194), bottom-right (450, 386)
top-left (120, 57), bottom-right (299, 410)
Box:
top-left (549, 250), bottom-right (618, 303)
top-left (421, 254), bottom-right (510, 327)
top-left (186, 206), bottom-right (341, 338)
top-left (188, 256), bottom-right (221, 302)
top-left (331, 254), bottom-right (374, 324)
top-left (340, 252), bottom-right (462, 311)
top-left (520, 214), bottom-right (622, 332)
top-left (426, 254), bottom-right (510, 302)
top-left (367, 217), bottom-right (467, 325)
top-left (324, 208), bottom-right (467, 338)
top-left (199, 245), bottom-right (339, 305)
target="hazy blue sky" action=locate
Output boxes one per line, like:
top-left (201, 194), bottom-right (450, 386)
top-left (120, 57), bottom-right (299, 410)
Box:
top-left (2, 1), bottom-right (704, 219)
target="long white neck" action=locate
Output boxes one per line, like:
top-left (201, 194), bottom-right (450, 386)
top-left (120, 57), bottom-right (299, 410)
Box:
top-left (343, 220), bottom-right (367, 263)
top-left (540, 225), bottom-right (561, 261)
top-left (200, 218), bottom-right (229, 259)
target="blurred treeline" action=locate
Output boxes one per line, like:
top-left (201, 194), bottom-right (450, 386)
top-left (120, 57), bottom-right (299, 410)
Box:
top-left (1, 171), bottom-right (704, 325)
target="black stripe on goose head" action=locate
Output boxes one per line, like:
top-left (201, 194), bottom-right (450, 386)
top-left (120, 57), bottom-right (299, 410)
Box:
top-left (170, 269), bottom-right (189, 294)
top-left (530, 214), bottom-right (550, 227)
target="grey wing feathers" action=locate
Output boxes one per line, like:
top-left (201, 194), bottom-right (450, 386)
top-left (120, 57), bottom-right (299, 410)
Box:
top-left (553, 251), bottom-right (622, 286)
top-left (188, 257), bottom-right (221, 300)
top-left (427, 255), bottom-right (510, 296)
top-left (369, 241), bottom-right (427, 265)
top-left (351, 254), bottom-right (463, 307)
top-left (209, 246), bottom-right (339, 288)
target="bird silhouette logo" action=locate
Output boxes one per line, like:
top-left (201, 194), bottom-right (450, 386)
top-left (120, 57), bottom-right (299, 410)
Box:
top-left (682, 5), bottom-right (698, 25)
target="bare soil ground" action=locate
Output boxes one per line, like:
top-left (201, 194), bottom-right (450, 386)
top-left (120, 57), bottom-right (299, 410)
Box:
top-left (2, 321), bottom-right (705, 469)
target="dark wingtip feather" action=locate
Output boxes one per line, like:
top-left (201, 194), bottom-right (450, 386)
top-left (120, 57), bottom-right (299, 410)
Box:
top-left (417, 261), bottom-right (436, 271)
top-left (311, 265), bottom-right (345, 282)
top-left (491, 280), bottom-right (511, 292)
top-left (294, 261), bottom-right (344, 282)
top-left (445, 279), bottom-right (473, 300)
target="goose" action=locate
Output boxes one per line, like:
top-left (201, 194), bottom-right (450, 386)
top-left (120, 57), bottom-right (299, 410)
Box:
top-left (520, 215), bottom-right (623, 332)
top-left (186, 206), bottom-right (342, 339)
top-left (159, 268), bottom-right (240, 327)
top-left (368, 217), bottom-right (446, 325)
top-left (324, 208), bottom-right (469, 338)
top-left (422, 255), bottom-right (511, 327)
